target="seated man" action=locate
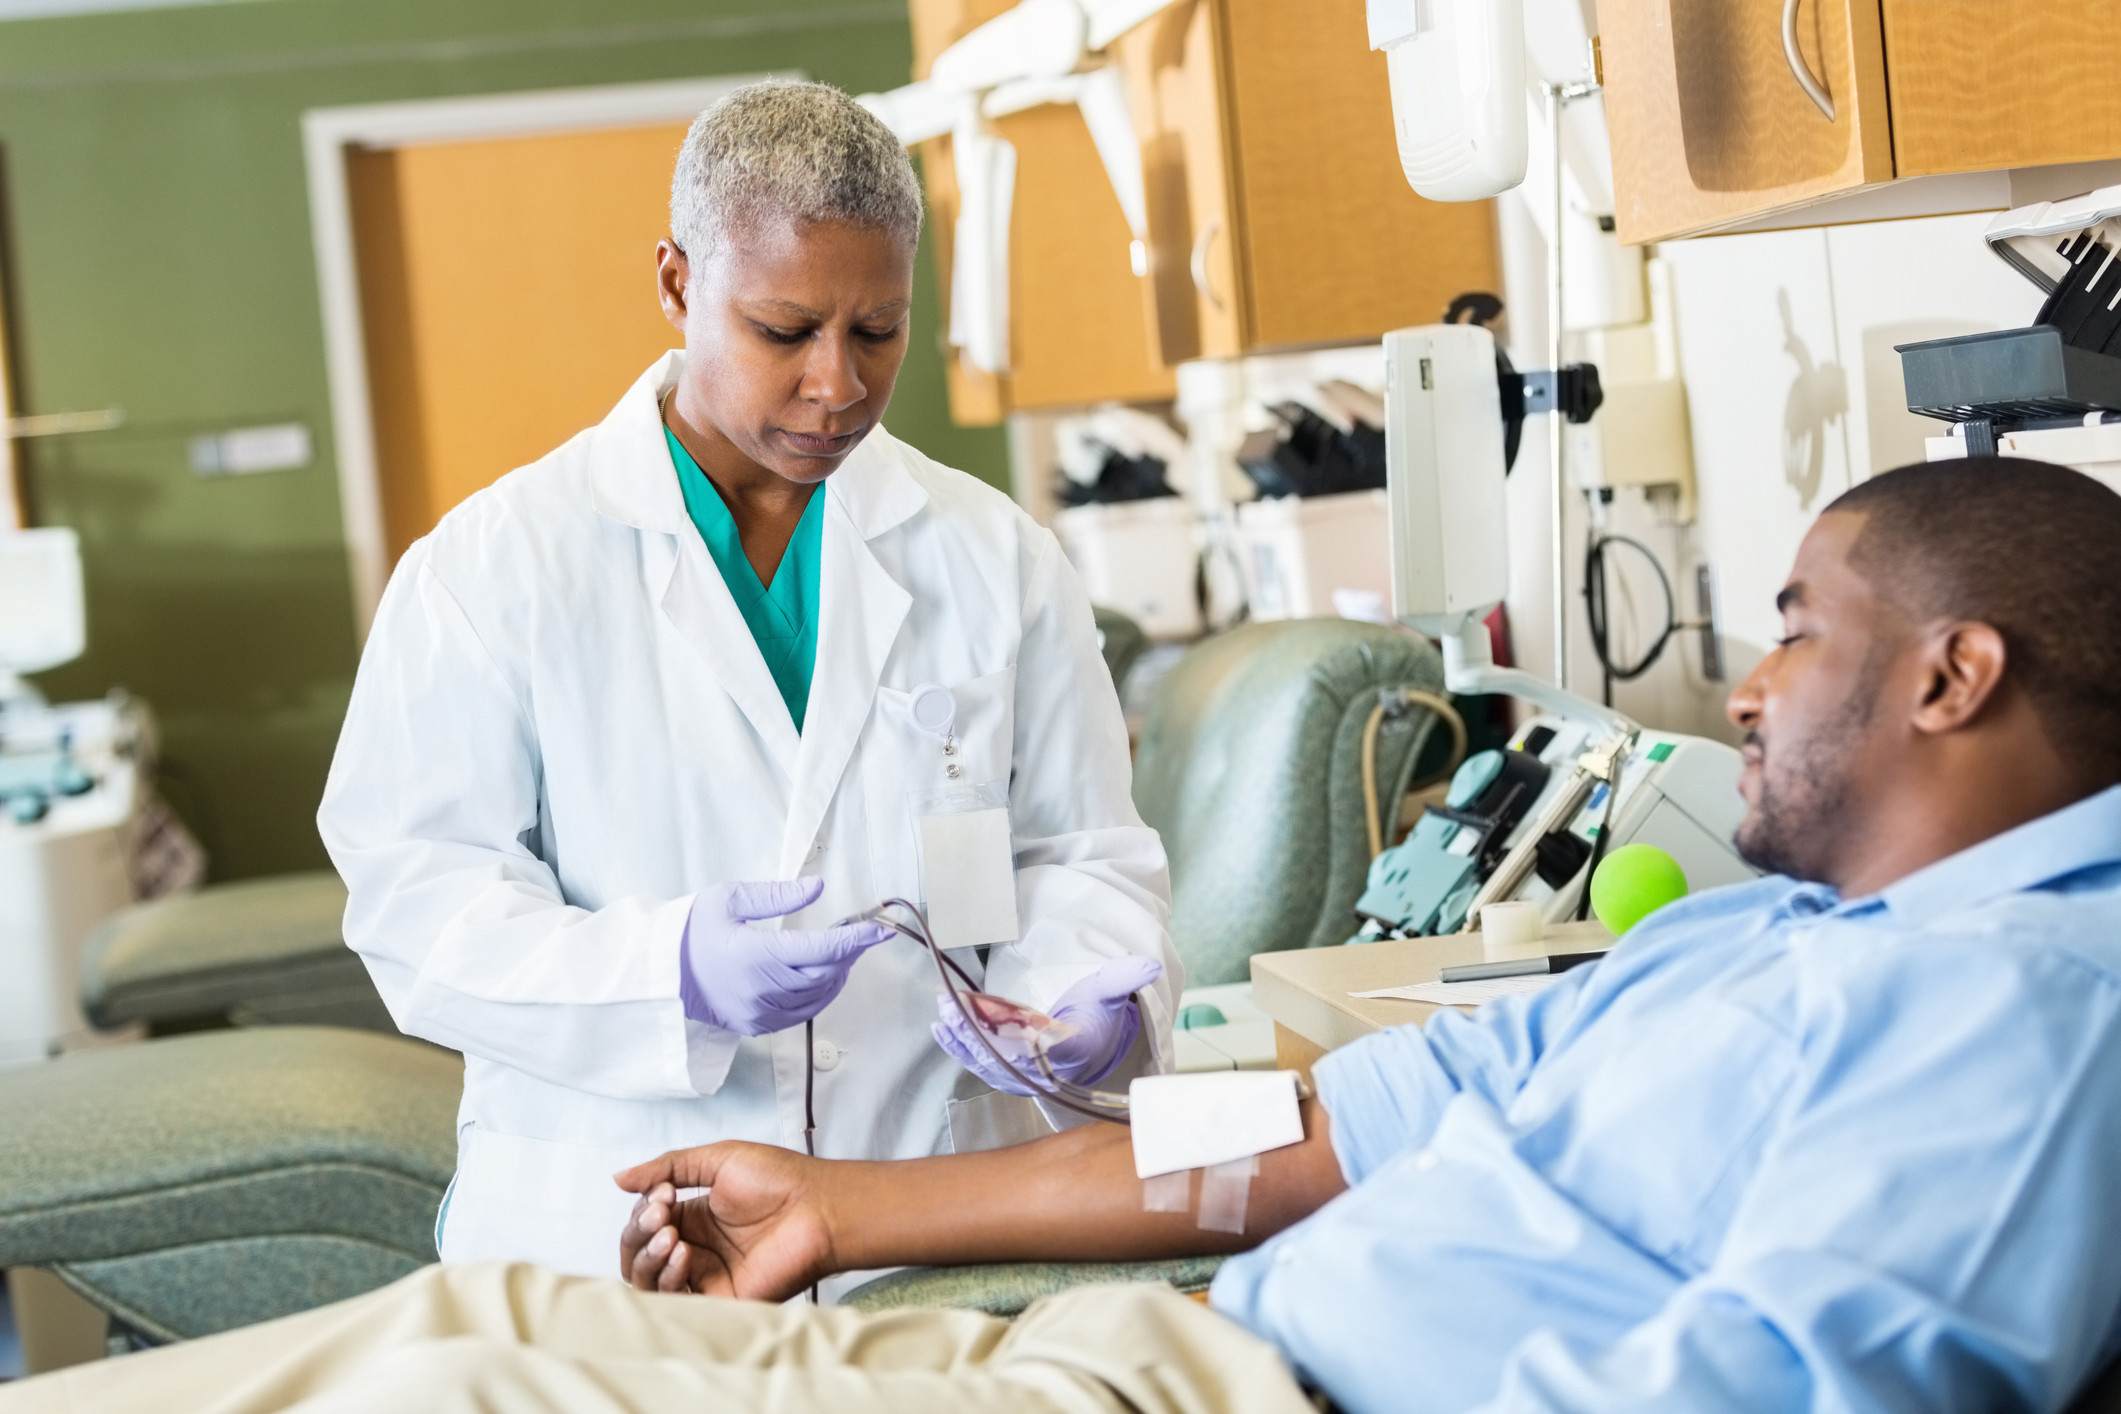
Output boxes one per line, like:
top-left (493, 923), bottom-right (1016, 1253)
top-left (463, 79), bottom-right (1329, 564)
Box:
top-left (10, 455), bottom-right (2121, 1413)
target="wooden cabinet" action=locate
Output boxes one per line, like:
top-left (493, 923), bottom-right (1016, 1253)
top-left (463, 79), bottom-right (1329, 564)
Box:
top-left (1117, 0), bottom-right (1500, 366)
top-left (907, 0), bottom-right (1501, 423)
top-left (910, 0), bottom-right (1177, 424)
top-left (1602, 0), bottom-right (2121, 244)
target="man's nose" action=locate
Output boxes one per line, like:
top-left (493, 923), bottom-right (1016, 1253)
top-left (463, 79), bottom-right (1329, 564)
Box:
top-left (1725, 655), bottom-right (1770, 732)
top-left (801, 333), bottom-right (866, 412)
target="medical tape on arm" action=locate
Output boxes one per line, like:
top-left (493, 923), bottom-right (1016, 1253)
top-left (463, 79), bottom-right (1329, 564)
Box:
top-left (1129, 1071), bottom-right (1304, 1235)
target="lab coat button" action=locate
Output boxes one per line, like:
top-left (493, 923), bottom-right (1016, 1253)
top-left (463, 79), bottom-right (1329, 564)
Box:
top-left (1273, 1244), bottom-right (1297, 1266)
top-left (812, 1039), bottom-right (842, 1071)
top-left (1413, 1149), bottom-right (1439, 1171)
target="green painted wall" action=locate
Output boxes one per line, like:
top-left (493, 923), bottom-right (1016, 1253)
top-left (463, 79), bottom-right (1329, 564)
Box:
top-left (2, 0), bottom-right (1006, 880)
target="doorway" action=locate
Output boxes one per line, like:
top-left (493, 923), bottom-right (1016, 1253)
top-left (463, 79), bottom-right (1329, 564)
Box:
top-left (304, 76), bottom-right (769, 635)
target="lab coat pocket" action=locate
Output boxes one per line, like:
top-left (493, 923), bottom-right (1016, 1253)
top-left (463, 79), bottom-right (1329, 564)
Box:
top-left (437, 1128), bottom-right (646, 1278)
top-left (866, 666), bottom-right (1016, 909)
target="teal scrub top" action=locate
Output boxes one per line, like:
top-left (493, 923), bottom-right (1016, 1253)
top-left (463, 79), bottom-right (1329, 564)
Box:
top-left (665, 425), bottom-right (825, 731)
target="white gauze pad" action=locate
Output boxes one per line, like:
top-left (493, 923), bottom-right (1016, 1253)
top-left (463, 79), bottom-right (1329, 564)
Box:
top-left (1129, 1070), bottom-right (1304, 1179)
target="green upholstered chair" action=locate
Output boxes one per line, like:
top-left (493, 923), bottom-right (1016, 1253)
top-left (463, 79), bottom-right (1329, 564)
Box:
top-left (1133, 618), bottom-right (1448, 985)
top-left (842, 1255), bottom-right (1226, 1316)
top-left (1091, 604), bottom-right (1150, 693)
top-left (0, 1026), bottom-right (458, 1342)
top-left (79, 870), bottom-right (392, 1035)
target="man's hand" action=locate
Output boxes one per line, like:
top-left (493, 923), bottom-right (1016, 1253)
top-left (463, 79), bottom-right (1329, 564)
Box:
top-left (615, 1142), bottom-right (833, 1301)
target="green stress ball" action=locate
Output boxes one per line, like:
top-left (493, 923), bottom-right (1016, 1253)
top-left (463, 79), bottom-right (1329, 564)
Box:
top-left (1589, 843), bottom-right (1689, 935)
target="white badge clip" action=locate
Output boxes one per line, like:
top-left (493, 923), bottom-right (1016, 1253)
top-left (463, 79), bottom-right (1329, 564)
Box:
top-left (910, 682), bottom-right (962, 778)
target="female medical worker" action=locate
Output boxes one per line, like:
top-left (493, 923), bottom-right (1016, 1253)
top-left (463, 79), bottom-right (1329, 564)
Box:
top-left (317, 80), bottom-right (1180, 1281)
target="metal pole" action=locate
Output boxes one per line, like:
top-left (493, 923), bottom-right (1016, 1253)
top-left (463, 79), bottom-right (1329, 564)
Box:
top-left (1545, 81), bottom-right (1567, 692)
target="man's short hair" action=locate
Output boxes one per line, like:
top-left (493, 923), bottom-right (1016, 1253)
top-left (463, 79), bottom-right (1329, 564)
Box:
top-left (1828, 457), bottom-right (2121, 777)
top-left (670, 79), bottom-right (923, 269)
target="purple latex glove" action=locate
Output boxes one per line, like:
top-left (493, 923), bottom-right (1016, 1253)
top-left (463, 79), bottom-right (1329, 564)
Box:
top-left (932, 954), bottom-right (1163, 1097)
top-left (679, 878), bottom-right (891, 1036)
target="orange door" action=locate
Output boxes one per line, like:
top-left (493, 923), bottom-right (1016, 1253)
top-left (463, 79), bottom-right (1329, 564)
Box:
top-left (348, 123), bottom-right (689, 567)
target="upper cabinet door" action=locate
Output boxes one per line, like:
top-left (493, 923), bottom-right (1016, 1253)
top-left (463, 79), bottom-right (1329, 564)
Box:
top-left (1604, 0), bottom-right (1894, 243)
top-left (1879, 0), bottom-right (2121, 177)
top-left (1121, 0), bottom-right (1500, 365)
top-left (1117, 0), bottom-right (1244, 365)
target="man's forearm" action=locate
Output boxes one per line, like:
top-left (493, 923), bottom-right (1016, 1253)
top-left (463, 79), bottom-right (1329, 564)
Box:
top-left (821, 1099), bottom-right (1347, 1273)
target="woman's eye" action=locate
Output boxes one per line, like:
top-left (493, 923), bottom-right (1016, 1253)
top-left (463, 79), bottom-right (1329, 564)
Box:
top-left (856, 324), bottom-right (903, 343)
top-left (757, 325), bottom-right (808, 345)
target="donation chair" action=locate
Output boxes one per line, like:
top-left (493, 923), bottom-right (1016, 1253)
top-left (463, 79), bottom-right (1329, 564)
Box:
top-left (0, 618), bottom-right (1446, 1342)
top-left (0, 1027), bottom-right (458, 1343)
top-left (79, 870), bottom-right (390, 1036)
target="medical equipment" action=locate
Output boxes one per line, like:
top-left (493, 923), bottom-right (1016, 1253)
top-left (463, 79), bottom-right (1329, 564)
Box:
top-left (1898, 182), bottom-right (2121, 472)
top-left (851, 898), bottom-right (1135, 1125)
top-left (1365, 0), bottom-right (1527, 202)
top-left (0, 527), bottom-right (85, 709)
top-left (0, 530), bottom-right (144, 1067)
top-left (1372, 319), bottom-right (1752, 938)
top-left (1352, 716), bottom-right (1749, 938)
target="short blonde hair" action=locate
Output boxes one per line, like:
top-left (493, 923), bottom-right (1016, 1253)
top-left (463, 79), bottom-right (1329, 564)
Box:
top-left (670, 79), bottom-right (923, 266)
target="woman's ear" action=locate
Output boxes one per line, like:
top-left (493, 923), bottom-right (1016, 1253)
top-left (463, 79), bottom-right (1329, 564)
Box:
top-left (656, 240), bottom-right (691, 333)
top-left (1909, 620), bottom-right (2009, 736)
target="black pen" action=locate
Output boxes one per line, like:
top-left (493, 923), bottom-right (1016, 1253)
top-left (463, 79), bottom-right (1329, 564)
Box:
top-left (1437, 951), bottom-right (1609, 984)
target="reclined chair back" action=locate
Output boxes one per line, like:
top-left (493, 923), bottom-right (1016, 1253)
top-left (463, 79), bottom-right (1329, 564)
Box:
top-left (1132, 619), bottom-right (1446, 986)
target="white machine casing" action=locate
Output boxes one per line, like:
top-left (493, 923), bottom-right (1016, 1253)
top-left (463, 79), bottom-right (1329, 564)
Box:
top-left (0, 528), bottom-right (87, 695)
top-left (1502, 716), bottom-right (1752, 922)
top-left (1384, 323), bottom-right (1511, 634)
top-left (0, 699), bottom-right (141, 1067)
top-left (1366, 0), bottom-right (1528, 201)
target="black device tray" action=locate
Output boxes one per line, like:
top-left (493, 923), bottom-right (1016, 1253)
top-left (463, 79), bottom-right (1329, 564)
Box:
top-left (1897, 325), bottom-right (2121, 424)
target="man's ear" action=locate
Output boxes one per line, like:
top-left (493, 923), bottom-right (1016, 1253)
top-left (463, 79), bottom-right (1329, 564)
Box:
top-left (655, 240), bottom-right (690, 333)
top-left (1909, 621), bottom-right (2009, 736)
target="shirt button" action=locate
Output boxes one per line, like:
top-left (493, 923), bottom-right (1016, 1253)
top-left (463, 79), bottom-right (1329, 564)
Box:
top-left (812, 1039), bottom-right (843, 1071)
top-left (1413, 1149), bottom-right (1439, 1171)
top-left (1274, 1245), bottom-right (1297, 1265)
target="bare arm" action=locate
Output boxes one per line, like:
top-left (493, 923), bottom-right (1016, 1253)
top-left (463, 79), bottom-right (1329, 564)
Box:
top-left (613, 1100), bottom-right (1348, 1300)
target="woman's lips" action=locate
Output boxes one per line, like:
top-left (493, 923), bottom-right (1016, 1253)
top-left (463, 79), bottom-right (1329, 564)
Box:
top-left (780, 427), bottom-right (862, 456)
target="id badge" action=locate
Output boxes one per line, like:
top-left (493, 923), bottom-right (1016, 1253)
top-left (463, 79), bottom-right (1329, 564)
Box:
top-left (913, 781), bottom-right (1019, 951)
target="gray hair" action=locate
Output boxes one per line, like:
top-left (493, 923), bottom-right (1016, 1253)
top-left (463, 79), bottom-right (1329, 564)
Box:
top-left (670, 79), bottom-right (924, 268)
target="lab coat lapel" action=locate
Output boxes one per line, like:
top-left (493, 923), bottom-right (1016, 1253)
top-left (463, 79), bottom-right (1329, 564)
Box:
top-left (778, 435), bottom-right (926, 876)
top-left (589, 352), bottom-right (803, 777)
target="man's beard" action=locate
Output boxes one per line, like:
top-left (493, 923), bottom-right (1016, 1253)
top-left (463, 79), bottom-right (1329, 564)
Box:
top-left (1733, 689), bottom-right (1876, 885)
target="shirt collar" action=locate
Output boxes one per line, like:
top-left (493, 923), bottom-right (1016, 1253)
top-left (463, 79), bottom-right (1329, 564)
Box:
top-left (589, 352), bottom-right (929, 543)
top-left (1869, 784), bottom-right (2121, 927)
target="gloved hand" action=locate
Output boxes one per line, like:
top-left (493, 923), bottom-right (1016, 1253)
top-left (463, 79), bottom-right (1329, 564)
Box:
top-left (932, 954), bottom-right (1163, 1096)
top-left (679, 878), bottom-right (891, 1036)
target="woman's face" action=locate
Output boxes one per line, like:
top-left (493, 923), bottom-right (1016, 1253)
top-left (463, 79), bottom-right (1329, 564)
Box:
top-left (657, 216), bottom-right (916, 487)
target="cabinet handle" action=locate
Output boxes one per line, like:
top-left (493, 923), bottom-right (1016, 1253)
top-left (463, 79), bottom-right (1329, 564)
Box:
top-left (1190, 216), bottom-right (1226, 311)
top-left (1780, 0), bottom-right (1836, 121)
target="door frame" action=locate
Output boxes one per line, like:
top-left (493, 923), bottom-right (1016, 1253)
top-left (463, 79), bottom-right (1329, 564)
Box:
top-left (302, 75), bottom-right (775, 637)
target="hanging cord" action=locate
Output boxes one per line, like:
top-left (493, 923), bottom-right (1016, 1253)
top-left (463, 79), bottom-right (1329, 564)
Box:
top-left (1583, 534), bottom-right (1677, 707)
top-left (1362, 689), bottom-right (1469, 858)
top-left (804, 1017), bottom-right (819, 1305)
top-left (846, 900), bottom-right (1135, 1125)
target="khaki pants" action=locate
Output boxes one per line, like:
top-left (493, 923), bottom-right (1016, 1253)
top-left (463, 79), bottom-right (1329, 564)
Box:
top-left (0, 1262), bottom-right (1312, 1414)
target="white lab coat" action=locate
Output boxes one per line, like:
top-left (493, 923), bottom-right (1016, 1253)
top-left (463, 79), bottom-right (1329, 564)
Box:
top-left (318, 353), bottom-right (1180, 1279)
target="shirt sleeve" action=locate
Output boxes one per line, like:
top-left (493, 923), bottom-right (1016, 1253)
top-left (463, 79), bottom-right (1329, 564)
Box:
top-left (1318, 969), bottom-right (1596, 1184)
top-left (979, 527), bottom-right (1182, 1070)
top-left (1475, 938), bottom-right (2121, 1413)
top-left (318, 547), bottom-right (737, 1101)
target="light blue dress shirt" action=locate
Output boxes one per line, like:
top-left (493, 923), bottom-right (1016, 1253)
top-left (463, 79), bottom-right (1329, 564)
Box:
top-left (1214, 786), bottom-right (2121, 1414)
